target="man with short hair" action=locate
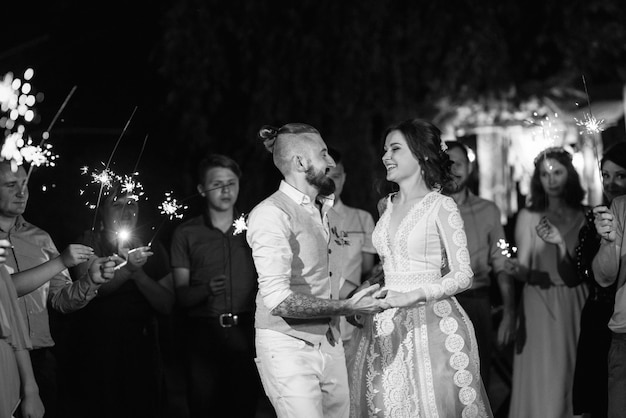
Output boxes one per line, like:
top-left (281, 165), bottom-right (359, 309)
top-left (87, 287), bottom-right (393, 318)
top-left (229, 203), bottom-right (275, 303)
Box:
top-left (248, 123), bottom-right (388, 418)
top-left (444, 141), bottom-right (515, 390)
top-left (0, 161), bottom-right (115, 418)
top-left (171, 154), bottom-right (260, 418)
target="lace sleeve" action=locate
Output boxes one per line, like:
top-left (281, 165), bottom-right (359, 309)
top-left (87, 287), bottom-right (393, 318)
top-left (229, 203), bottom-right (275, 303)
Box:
top-left (422, 197), bottom-right (473, 302)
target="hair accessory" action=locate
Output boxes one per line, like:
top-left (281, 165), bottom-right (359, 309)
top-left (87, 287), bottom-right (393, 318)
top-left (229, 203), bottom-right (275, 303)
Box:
top-left (533, 146), bottom-right (572, 165)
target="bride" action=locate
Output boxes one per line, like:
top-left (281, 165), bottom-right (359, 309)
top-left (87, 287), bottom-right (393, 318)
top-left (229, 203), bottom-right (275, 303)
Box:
top-left (347, 118), bottom-right (492, 417)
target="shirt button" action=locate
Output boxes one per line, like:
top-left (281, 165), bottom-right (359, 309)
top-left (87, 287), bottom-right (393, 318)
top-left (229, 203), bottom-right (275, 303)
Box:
top-left (328, 249), bottom-right (332, 254)
top-left (329, 272), bottom-right (333, 277)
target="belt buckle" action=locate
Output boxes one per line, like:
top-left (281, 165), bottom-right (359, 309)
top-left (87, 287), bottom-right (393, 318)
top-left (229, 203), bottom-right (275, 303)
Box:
top-left (219, 313), bottom-right (238, 328)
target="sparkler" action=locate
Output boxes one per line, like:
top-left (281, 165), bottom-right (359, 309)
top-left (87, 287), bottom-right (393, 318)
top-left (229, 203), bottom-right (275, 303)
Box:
top-left (232, 213), bottom-right (248, 235)
top-left (148, 192), bottom-right (188, 246)
top-left (496, 239), bottom-right (517, 258)
top-left (574, 75), bottom-right (604, 190)
top-left (574, 75), bottom-right (604, 136)
top-left (132, 134), bottom-right (149, 174)
top-left (90, 107), bottom-right (138, 231)
top-left (23, 85), bottom-right (77, 187)
top-left (80, 165), bottom-right (119, 209)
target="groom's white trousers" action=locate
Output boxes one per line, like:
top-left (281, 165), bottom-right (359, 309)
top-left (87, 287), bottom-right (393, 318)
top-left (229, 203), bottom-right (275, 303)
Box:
top-left (255, 328), bottom-right (350, 418)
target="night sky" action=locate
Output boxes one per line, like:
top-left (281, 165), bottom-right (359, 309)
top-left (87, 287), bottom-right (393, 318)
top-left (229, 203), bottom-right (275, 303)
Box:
top-left (3, 0), bottom-right (626, 248)
top-left (4, 2), bottom-right (174, 247)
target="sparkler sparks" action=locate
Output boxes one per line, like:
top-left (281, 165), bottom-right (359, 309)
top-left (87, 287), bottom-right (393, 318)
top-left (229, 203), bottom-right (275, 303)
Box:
top-left (148, 192), bottom-right (188, 246)
top-left (1, 69), bottom-right (53, 173)
top-left (496, 239), bottom-right (517, 258)
top-left (575, 113), bottom-right (604, 135)
top-left (232, 213), bottom-right (248, 235)
top-left (120, 174), bottom-right (144, 201)
top-left (158, 192), bottom-right (188, 220)
top-left (0, 69), bottom-right (39, 132)
top-left (90, 167), bottom-right (117, 189)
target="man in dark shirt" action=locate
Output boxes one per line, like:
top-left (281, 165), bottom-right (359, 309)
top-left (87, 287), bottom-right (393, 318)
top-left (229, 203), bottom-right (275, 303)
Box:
top-left (171, 154), bottom-right (261, 418)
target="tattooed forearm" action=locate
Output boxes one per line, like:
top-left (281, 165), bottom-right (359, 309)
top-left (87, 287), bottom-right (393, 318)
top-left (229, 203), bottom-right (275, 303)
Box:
top-left (271, 293), bottom-right (351, 318)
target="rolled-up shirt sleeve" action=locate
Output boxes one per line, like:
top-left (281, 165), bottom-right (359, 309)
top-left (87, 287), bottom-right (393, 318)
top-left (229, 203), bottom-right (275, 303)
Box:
top-left (247, 204), bottom-right (294, 311)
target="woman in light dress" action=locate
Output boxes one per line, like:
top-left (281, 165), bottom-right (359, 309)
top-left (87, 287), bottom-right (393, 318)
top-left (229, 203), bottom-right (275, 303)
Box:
top-left (506, 147), bottom-right (589, 418)
top-left (347, 118), bottom-right (492, 418)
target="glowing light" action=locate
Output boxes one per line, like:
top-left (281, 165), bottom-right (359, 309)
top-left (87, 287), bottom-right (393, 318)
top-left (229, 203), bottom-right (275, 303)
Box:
top-left (158, 192), bottom-right (188, 220)
top-left (90, 167), bottom-right (116, 189)
top-left (575, 113), bottom-right (604, 135)
top-left (117, 228), bottom-right (131, 242)
top-left (120, 174), bottom-right (144, 201)
top-left (23, 68), bottom-right (34, 81)
top-left (232, 214), bottom-right (248, 235)
top-left (19, 141), bottom-right (58, 167)
top-left (496, 239), bottom-right (517, 258)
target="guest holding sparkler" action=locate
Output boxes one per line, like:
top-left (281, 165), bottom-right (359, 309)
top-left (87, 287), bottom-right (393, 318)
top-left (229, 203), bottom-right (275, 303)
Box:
top-left (0, 161), bottom-right (121, 418)
top-left (592, 175), bottom-right (626, 418)
top-left (535, 141), bottom-right (626, 417)
top-left (170, 154), bottom-right (263, 418)
top-left (505, 147), bottom-right (588, 418)
top-left (66, 180), bottom-right (174, 418)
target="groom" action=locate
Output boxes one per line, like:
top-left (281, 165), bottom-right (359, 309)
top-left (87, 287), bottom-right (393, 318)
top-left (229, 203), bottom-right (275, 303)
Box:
top-left (247, 123), bottom-right (388, 418)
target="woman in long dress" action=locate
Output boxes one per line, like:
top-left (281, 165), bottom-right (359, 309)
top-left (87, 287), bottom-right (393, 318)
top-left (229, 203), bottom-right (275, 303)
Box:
top-left (506, 148), bottom-right (589, 418)
top-left (535, 142), bottom-right (626, 417)
top-left (347, 118), bottom-right (492, 417)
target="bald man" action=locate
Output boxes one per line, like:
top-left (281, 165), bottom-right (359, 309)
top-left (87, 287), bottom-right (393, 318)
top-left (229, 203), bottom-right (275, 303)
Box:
top-left (247, 123), bottom-right (388, 418)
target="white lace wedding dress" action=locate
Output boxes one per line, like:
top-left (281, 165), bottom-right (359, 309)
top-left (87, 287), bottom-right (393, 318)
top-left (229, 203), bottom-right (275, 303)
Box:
top-left (347, 191), bottom-right (492, 418)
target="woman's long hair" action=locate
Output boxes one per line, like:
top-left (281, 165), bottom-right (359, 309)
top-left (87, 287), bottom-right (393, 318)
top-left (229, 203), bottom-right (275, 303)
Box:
top-left (527, 147), bottom-right (585, 211)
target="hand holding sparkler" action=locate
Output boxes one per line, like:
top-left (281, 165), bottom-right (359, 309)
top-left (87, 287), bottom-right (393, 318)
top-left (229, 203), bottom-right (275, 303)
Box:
top-left (60, 244), bottom-right (95, 268)
top-left (593, 205), bottom-right (616, 242)
top-left (500, 239), bottom-right (522, 278)
top-left (119, 246), bottom-right (153, 273)
top-left (86, 255), bottom-right (124, 285)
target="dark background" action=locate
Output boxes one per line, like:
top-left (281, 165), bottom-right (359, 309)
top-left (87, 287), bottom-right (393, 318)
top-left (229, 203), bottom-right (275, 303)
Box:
top-left (3, 0), bottom-right (626, 249)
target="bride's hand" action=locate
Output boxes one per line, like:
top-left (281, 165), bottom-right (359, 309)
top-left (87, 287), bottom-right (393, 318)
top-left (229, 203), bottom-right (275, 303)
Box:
top-left (378, 289), bottom-right (416, 308)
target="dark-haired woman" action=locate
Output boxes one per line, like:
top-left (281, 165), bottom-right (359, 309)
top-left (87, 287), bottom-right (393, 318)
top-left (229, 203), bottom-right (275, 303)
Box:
top-left (535, 142), bottom-right (626, 417)
top-left (506, 148), bottom-right (588, 418)
top-left (347, 119), bottom-right (492, 417)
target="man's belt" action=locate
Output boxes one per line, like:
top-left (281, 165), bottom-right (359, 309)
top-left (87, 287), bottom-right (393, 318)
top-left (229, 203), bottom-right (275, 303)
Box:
top-left (219, 313), bottom-right (239, 328)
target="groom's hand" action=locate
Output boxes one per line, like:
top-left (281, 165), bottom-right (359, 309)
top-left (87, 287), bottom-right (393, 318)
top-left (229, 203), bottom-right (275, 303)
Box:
top-left (348, 284), bottom-right (390, 314)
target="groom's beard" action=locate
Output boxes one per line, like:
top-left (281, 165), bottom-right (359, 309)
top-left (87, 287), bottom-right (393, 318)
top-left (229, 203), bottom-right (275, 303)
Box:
top-left (305, 166), bottom-right (336, 197)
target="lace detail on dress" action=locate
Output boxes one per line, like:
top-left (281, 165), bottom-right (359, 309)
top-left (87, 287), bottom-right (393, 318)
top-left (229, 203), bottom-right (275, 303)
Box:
top-left (380, 308), bottom-right (420, 417)
top-left (434, 298), bottom-right (481, 416)
top-left (385, 271), bottom-right (440, 292)
top-left (394, 192), bottom-right (440, 272)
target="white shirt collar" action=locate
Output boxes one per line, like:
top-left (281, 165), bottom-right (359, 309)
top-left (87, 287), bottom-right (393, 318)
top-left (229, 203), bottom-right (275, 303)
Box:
top-left (279, 180), bottom-right (335, 208)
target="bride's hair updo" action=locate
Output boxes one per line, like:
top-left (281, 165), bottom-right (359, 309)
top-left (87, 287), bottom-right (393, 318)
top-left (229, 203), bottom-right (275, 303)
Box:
top-left (382, 118), bottom-right (452, 190)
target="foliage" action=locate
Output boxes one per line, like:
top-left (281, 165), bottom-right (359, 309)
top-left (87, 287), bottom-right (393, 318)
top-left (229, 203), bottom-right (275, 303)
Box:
top-left (157, 0), bottom-right (626, 211)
